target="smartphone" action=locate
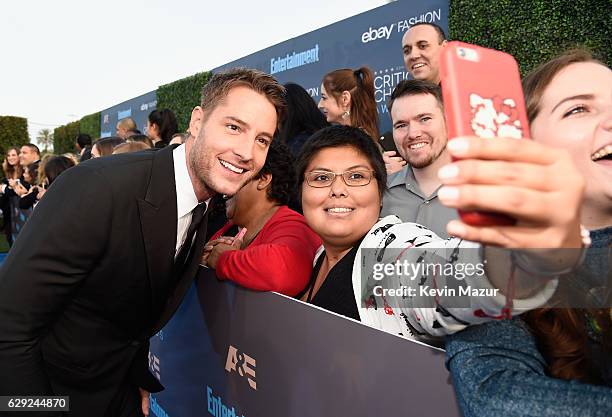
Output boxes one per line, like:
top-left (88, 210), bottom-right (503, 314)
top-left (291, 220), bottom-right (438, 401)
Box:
top-left (234, 227), bottom-right (247, 241)
top-left (440, 41), bottom-right (531, 226)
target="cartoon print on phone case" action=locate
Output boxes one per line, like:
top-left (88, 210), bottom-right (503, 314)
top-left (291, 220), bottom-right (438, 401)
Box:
top-left (470, 94), bottom-right (524, 139)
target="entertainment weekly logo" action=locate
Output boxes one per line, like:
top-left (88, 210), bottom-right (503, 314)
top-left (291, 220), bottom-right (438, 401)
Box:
top-left (360, 8), bottom-right (444, 44)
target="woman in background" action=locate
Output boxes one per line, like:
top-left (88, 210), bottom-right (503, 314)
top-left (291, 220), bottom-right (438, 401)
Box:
top-left (112, 141), bottom-right (151, 155)
top-left (279, 82), bottom-right (328, 156)
top-left (202, 140), bottom-right (321, 296)
top-left (16, 161), bottom-right (41, 210)
top-left (0, 147), bottom-right (23, 246)
top-left (126, 134), bottom-right (154, 148)
top-left (445, 50), bottom-right (612, 417)
top-left (91, 137), bottom-right (125, 158)
top-left (319, 67), bottom-right (380, 143)
top-left (147, 108), bottom-right (178, 148)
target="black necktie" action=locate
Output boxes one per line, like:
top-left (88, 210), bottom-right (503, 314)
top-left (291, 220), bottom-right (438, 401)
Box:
top-left (174, 202), bottom-right (206, 270)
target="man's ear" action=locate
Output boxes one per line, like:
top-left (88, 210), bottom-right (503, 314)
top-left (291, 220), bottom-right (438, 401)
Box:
top-left (189, 106), bottom-right (205, 139)
top-left (256, 173), bottom-right (272, 191)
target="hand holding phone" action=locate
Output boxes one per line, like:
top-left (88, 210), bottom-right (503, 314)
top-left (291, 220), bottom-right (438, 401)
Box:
top-left (440, 41), bottom-right (530, 226)
top-left (437, 135), bottom-right (584, 250)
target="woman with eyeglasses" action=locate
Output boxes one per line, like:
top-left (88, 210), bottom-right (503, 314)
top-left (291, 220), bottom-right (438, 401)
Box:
top-left (296, 125), bottom-right (586, 340)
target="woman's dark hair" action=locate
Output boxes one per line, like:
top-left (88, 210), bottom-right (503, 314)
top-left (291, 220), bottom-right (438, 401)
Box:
top-left (255, 139), bottom-right (296, 206)
top-left (295, 125), bottom-right (387, 200)
top-left (148, 109), bottom-right (178, 143)
top-left (322, 67), bottom-right (380, 142)
top-left (94, 137), bottom-right (125, 157)
top-left (278, 83), bottom-right (328, 154)
top-left (75, 133), bottom-right (92, 149)
top-left (25, 162), bottom-right (39, 186)
top-left (44, 156), bottom-right (75, 185)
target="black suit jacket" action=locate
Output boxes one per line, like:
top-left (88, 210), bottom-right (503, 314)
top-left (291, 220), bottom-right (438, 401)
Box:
top-left (0, 145), bottom-right (209, 416)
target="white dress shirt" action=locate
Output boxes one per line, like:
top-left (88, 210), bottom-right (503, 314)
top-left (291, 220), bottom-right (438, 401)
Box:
top-left (173, 144), bottom-right (209, 258)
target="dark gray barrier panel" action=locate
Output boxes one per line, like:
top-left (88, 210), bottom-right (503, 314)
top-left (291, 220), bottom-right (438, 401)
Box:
top-left (213, 0), bottom-right (449, 133)
top-left (148, 268), bottom-right (462, 417)
top-left (99, 90), bottom-right (157, 138)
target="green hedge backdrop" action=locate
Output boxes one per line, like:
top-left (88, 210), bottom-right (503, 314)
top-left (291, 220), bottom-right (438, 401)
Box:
top-left (449, 0), bottom-right (611, 75)
top-left (53, 121), bottom-right (80, 155)
top-left (157, 71), bottom-right (211, 133)
top-left (0, 116), bottom-right (29, 157)
top-left (79, 112), bottom-right (101, 140)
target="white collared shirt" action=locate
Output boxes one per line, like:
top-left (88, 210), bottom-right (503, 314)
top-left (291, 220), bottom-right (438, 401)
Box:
top-left (173, 144), bottom-right (209, 257)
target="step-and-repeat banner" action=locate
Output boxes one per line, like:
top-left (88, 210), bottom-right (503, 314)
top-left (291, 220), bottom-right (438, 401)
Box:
top-left (97, 0), bottom-right (448, 139)
top-left (99, 90), bottom-right (157, 138)
top-left (148, 269), bottom-right (461, 417)
top-left (213, 0), bottom-right (449, 133)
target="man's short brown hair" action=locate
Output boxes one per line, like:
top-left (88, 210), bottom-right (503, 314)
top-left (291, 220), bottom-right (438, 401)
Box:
top-left (387, 79), bottom-right (444, 113)
top-left (200, 68), bottom-right (286, 128)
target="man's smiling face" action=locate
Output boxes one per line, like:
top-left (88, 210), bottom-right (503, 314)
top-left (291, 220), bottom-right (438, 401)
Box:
top-left (187, 86), bottom-right (277, 198)
top-left (402, 24), bottom-right (446, 84)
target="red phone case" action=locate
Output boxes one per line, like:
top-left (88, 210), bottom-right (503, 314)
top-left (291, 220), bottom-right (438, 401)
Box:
top-left (440, 41), bottom-right (531, 226)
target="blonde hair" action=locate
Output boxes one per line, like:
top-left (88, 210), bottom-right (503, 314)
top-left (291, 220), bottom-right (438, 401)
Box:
top-left (112, 142), bottom-right (150, 154)
top-left (117, 117), bottom-right (137, 131)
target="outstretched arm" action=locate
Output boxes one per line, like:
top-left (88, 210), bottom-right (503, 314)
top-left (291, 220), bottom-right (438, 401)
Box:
top-left (446, 318), bottom-right (612, 417)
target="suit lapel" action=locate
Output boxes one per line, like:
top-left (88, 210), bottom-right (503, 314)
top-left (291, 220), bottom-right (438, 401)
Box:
top-left (151, 196), bottom-right (217, 335)
top-left (137, 145), bottom-right (178, 324)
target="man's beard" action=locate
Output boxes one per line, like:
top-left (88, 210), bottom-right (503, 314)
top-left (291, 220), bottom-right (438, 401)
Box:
top-left (407, 152), bottom-right (437, 169)
top-left (188, 136), bottom-right (253, 197)
top-left (402, 144), bottom-right (444, 169)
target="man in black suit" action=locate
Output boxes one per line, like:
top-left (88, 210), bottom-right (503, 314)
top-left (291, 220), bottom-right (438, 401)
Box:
top-left (0, 69), bottom-right (285, 417)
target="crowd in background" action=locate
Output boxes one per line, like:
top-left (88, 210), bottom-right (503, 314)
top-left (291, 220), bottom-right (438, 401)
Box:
top-left (0, 21), bottom-right (610, 417)
top-left (0, 107), bottom-right (189, 246)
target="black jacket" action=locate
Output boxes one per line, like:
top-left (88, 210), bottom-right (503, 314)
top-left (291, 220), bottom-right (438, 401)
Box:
top-left (0, 145), bottom-right (209, 416)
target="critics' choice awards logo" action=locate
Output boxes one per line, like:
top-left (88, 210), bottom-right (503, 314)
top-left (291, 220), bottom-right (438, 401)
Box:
top-left (225, 345), bottom-right (256, 390)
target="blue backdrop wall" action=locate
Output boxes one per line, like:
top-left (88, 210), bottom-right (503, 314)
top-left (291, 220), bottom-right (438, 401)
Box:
top-left (213, 0), bottom-right (449, 134)
top-left (99, 90), bottom-right (157, 138)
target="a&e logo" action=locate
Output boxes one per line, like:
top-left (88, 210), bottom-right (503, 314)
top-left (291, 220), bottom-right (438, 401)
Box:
top-left (225, 345), bottom-right (257, 390)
